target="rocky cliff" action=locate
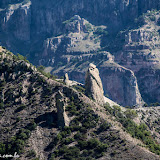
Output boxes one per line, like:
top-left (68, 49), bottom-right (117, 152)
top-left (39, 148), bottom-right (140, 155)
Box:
top-left (0, 0), bottom-right (31, 54)
top-left (85, 63), bottom-right (104, 105)
top-left (48, 50), bottom-right (143, 107)
top-left (0, 0), bottom-right (160, 106)
top-left (113, 10), bottom-right (160, 104)
top-left (99, 61), bottom-right (144, 107)
top-left (40, 15), bottom-right (105, 66)
top-left (1, 0), bottom-right (160, 56)
top-left (1, 47), bottom-right (160, 160)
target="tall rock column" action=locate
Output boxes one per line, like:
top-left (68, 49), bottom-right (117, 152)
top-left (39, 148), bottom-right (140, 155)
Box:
top-left (63, 73), bottom-right (70, 86)
top-left (85, 63), bottom-right (104, 105)
top-left (56, 91), bottom-right (70, 128)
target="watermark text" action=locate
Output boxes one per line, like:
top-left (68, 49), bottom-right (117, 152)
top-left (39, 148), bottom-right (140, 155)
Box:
top-left (0, 152), bottom-right (20, 158)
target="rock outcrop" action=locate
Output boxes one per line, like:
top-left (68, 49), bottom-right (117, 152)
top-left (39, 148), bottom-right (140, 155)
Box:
top-left (56, 91), bottom-right (70, 127)
top-left (0, 0), bottom-right (31, 54)
top-left (115, 11), bottom-right (160, 104)
top-left (41, 15), bottom-right (106, 66)
top-left (63, 73), bottom-right (70, 86)
top-left (99, 61), bottom-right (144, 107)
top-left (0, 0), bottom-right (160, 106)
top-left (1, 47), bottom-right (160, 160)
top-left (1, 0), bottom-right (160, 55)
top-left (85, 63), bottom-right (104, 105)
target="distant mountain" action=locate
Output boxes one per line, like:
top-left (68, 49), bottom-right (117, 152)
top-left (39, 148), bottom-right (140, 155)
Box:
top-left (0, 0), bottom-right (160, 106)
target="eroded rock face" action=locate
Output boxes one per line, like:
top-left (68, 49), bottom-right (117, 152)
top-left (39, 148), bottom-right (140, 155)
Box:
top-left (41, 15), bottom-right (105, 66)
top-left (99, 61), bottom-right (144, 107)
top-left (56, 91), bottom-right (70, 127)
top-left (0, 0), bottom-right (160, 106)
top-left (85, 63), bottom-right (104, 105)
top-left (115, 12), bottom-right (160, 104)
top-left (0, 1), bottom-right (31, 53)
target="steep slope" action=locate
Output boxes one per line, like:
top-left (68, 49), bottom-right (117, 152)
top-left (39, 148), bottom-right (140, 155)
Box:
top-left (0, 0), bottom-right (160, 106)
top-left (39, 15), bottom-right (106, 66)
top-left (112, 10), bottom-right (160, 104)
top-left (136, 106), bottom-right (160, 144)
top-left (0, 0), bottom-right (31, 54)
top-left (42, 12), bottom-right (160, 106)
top-left (50, 50), bottom-right (143, 107)
top-left (1, 0), bottom-right (160, 56)
top-left (0, 47), bottom-right (160, 159)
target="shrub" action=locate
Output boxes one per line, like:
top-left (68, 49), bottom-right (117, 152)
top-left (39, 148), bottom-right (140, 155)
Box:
top-left (72, 85), bottom-right (85, 94)
top-left (124, 109), bottom-right (137, 119)
top-left (37, 65), bottom-right (56, 79)
top-left (87, 138), bottom-right (100, 149)
top-left (95, 143), bottom-right (108, 153)
top-left (97, 122), bottom-right (111, 133)
top-left (0, 102), bottom-right (4, 109)
top-left (26, 150), bottom-right (36, 157)
top-left (143, 103), bottom-right (148, 107)
top-left (0, 143), bottom-right (6, 154)
top-left (94, 27), bottom-right (108, 36)
top-left (74, 131), bottom-right (87, 140)
top-left (49, 153), bottom-right (55, 160)
top-left (27, 121), bottom-right (37, 131)
top-left (63, 146), bottom-right (80, 159)
top-left (64, 138), bottom-right (74, 145)
top-left (85, 23), bottom-right (92, 32)
top-left (15, 104), bottom-right (26, 113)
top-left (17, 129), bottom-right (31, 140)
top-left (78, 140), bottom-right (88, 149)
top-left (17, 53), bottom-right (29, 63)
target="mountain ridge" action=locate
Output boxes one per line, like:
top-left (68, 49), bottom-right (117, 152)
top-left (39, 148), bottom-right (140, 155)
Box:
top-left (0, 47), bottom-right (160, 159)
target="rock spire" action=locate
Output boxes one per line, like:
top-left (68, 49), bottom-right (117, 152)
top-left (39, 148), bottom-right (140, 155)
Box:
top-left (85, 63), bottom-right (104, 105)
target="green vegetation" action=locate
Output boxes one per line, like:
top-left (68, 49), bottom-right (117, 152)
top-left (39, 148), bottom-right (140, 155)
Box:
top-left (85, 23), bottom-right (93, 32)
top-left (65, 97), bottom-right (83, 116)
top-left (94, 27), bottom-right (108, 36)
top-left (16, 53), bottom-right (30, 63)
top-left (8, 129), bottom-right (31, 154)
top-left (0, 119), bottom-right (37, 155)
top-left (124, 109), bottom-right (137, 119)
top-left (104, 104), bottom-right (160, 155)
top-left (97, 121), bottom-right (111, 133)
top-left (0, 143), bottom-right (5, 154)
top-left (47, 98), bottom-right (110, 159)
top-left (143, 102), bottom-right (160, 107)
top-left (72, 85), bottom-right (85, 94)
top-left (63, 16), bottom-right (75, 25)
top-left (0, 102), bottom-right (4, 109)
top-left (37, 65), bottom-right (56, 79)
top-left (27, 121), bottom-right (37, 131)
top-left (26, 150), bottom-right (36, 158)
top-left (52, 134), bottom-right (107, 159)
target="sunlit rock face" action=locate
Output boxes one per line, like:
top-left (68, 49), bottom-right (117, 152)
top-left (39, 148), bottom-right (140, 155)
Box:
top-left (85, 63), bottom-right (104, 105)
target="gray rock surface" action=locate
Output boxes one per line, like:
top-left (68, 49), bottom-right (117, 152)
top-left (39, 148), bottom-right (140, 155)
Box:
top-left (1, 0), bottom-right (160, 57)
top-left (114, 11), bottom-right (160, 104)
top-left (1, 47), bottom-right (160, 160)
top-left (99, 61), bottom-right (144, 107)
top-left (85, 63), bottom-right (104, 105)
top-left (63, 73), bottom-right (70, 86)
top-left (0, 0), bottom-right (160, 106)
top-left (56, 91), bottom-right (70, 127)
